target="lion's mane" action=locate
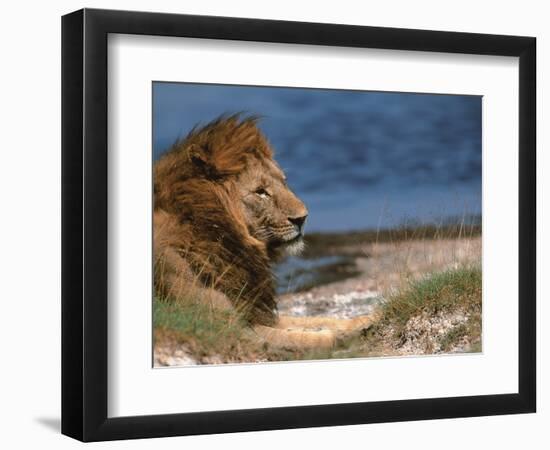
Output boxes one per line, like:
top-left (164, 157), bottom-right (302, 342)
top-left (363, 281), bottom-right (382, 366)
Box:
top-left (153, 115), bottom-right (278, 326)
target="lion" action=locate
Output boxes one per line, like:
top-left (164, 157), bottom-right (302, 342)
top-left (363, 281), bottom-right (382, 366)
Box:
top-left (153, 114), bottom-right (372, 349)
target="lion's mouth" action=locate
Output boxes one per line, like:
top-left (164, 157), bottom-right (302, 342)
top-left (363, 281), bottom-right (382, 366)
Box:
top-left (283, 233), bottom-right (303, 245)
top-left (269, 231), bottom-right (303, 249)
top-left (264, 230), bottom-right (305, 258)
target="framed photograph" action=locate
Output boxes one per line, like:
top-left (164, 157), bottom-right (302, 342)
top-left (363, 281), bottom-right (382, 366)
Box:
top-left (61, 8), bottom-right (536, 441)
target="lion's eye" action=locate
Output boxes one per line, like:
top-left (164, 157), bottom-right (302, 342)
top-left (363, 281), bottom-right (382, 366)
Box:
top-left (255, 188), bottom-right (270, 199)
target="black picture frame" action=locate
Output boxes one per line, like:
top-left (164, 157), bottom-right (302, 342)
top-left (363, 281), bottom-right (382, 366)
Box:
top-left (61, 8), bottom-right (536, 442)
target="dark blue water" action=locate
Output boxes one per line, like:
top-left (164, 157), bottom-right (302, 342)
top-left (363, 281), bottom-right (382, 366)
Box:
top-left (153, 83), bottom-right (481, 232)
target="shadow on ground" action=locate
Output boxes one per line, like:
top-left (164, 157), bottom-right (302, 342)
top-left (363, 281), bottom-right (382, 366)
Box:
top-left (35, 417), bottom-right (60, 433)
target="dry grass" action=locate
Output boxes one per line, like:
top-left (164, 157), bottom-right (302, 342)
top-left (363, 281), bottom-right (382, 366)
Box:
top-left (358, 236), bottom-right (481, 291)
top-left (302, 222), bottom-right (480, 258)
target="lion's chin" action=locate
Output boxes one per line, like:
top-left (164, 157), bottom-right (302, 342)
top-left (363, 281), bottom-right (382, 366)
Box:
top-left (281, 236), bottom-right (305, 256)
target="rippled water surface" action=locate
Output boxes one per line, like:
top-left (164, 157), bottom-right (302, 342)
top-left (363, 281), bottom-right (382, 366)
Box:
top-left (153, 83), bottom-right (482, 232)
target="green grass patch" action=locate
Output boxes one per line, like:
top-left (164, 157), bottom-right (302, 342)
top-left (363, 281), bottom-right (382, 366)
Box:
top-left (154, 297), bottom-right (244, 343)
top-left (382, 265), bottom-right (481, 326)
top-left (365, 265), bottom-right (482, 354)
top-left (154, 297), bottom-right (260, 361)
top-left (153, 297), bottom-right (298, 362)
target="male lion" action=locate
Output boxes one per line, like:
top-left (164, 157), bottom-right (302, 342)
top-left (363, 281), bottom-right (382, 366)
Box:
top-left (154, 115), bottom-right (372, 349)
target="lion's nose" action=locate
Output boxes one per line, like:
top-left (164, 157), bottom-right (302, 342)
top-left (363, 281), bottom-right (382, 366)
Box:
top-left (288, 214), bottom-right (307, 233)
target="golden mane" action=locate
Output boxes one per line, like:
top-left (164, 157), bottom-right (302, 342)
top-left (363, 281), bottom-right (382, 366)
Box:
top-left (153, 115), bottom-right (278, 326)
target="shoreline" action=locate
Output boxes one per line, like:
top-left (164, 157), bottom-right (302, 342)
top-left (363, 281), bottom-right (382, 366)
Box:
top-left (300, 222), bottom-right (481, 258)
top-left (277, 236), bottom-right (481, 317)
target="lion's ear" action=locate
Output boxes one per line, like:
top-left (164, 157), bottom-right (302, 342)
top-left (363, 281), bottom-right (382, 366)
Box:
top-left (188, 144), bottom-right (218, 178)
top-left (188, 143), bottom-right (208, 165)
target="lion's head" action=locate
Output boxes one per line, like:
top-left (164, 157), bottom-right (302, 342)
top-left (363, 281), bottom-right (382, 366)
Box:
top-left (154, 115), bottom-right (308, 260)
top-left (235, 147), bottom-right (308, 258)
